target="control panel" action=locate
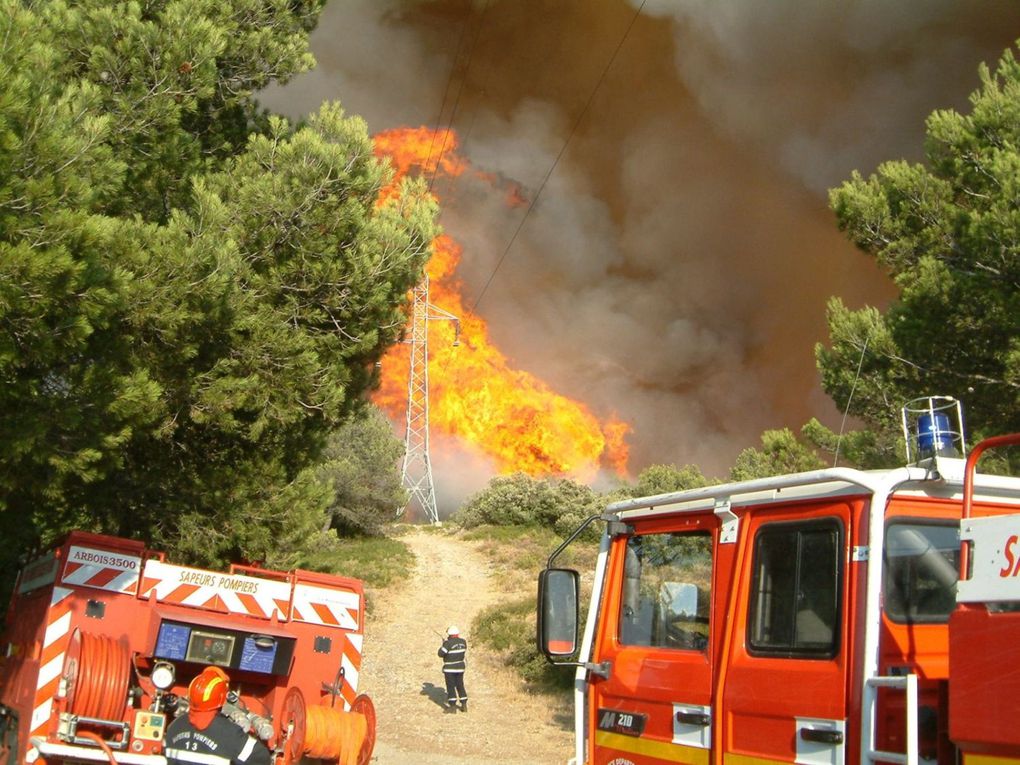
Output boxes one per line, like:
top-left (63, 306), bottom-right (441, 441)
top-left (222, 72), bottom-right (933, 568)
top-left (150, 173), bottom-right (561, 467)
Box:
top-left (154, 619), bottom-right (296, 675)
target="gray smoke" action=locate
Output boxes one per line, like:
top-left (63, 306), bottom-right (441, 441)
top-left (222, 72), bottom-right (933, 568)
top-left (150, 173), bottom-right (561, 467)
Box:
top-left (261, 1), bottom-right (1020, 498)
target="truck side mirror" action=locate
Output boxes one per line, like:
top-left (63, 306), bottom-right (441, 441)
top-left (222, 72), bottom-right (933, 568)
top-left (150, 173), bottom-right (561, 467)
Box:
top-left (537, 568), bottom-right (579, 658)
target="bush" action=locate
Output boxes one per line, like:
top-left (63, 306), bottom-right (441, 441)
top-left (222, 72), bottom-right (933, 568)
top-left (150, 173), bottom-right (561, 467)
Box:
top-left (453, 473), bottom-right (603, 542)
top-left (472, 596), bottom-right (575, 692)
top-left (317, 406), bottom-right (408, 536)
top-left (612, 464), bottom-right (712, 500)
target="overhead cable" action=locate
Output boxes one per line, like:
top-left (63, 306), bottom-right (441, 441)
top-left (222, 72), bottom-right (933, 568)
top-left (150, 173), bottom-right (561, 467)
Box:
top-left (428, 1), bottom-right (492, 195)
top-left (471, 0), bottom-right (648, 311)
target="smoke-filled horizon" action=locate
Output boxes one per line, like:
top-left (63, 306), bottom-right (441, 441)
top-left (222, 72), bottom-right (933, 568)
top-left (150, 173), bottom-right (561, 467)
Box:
top-left (260, 1), bottom-right (1020, 510)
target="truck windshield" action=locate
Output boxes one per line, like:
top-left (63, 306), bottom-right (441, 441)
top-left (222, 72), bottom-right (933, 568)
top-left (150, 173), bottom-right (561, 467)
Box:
top-left (618, 531), bottom-right (712, 651)
top-left (884, 521), bottom-right (959, 623)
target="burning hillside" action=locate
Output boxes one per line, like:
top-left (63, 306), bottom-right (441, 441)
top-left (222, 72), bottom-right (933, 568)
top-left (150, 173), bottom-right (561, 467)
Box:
top-left (371, 126), bottom-right (629, 482)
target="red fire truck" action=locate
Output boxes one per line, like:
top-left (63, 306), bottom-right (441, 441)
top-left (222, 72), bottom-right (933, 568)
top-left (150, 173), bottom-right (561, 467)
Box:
top-left (538, 397), bottom-right (1020, 765)
top-left (0, 532), bottom-right (376, 765)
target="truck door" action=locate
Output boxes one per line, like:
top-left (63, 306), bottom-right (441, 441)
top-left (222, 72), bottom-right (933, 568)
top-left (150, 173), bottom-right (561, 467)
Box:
top-left (719, 504), bottom-right (853, 765)
top-left (588, 513), bottom-right (723, 765)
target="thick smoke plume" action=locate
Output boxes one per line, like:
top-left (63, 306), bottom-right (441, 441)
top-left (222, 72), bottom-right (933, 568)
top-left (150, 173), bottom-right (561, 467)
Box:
top-left (261, 1), bottom-right (1020, 503)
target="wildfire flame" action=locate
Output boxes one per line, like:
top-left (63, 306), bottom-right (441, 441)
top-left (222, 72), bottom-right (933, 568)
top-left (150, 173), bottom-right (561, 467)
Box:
top-left (372, 127), bottom-right (630, 481)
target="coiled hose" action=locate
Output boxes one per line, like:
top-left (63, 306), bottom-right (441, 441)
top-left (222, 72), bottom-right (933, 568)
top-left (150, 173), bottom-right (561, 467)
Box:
top-left (282, 688), bottom-right (375, 765)
top-left (65, 630), bottom-right (132, 722)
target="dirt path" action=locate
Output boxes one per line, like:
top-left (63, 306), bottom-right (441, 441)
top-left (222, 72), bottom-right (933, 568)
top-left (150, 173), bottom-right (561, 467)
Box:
top-left (359, 527), bottom-right (574, 765)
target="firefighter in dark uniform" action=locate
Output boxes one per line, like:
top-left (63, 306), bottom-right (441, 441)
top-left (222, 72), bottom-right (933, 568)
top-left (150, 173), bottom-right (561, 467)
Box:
top-left (437, 625), bottom-right (468, 711)
top-left (165, 666), bottom-right (272, 765)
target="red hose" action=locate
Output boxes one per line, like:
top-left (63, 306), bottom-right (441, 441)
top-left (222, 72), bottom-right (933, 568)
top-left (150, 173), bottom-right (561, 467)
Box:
top-left (99, 635), bottom-right (124, 720)
top-left (78, 730), bottom-right (118, 765)
top-left (75, 633), bottom-right (96, 718)
top-left (69, 633), bottom-right (132, 722)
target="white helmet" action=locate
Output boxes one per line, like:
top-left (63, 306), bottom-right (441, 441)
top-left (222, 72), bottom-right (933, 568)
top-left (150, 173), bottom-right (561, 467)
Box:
top-left (446, 625), bottom-right (460, 636)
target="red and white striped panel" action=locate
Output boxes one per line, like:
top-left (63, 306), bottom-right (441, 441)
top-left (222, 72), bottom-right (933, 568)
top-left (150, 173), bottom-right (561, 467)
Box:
top-left (61, 546), bottom-right (142, 594)
top-left (30, 586), bottom-right (73, 739)
top-left (138, 560), bottom-right (291, 620)
top-left (290, 583), bottom-right (360, 631)
top-left (339, 632), bottom-right (364, 708)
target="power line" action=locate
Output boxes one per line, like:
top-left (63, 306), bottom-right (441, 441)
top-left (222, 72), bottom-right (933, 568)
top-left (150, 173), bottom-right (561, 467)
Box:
top-left (428, 1), bottom-right (491, 195)
top-left (424, 5), bottom-right (475, 191)
top-left (452, 1), bottom-right (496, 162)
top-left (471, 0), bottom-right (648, 311)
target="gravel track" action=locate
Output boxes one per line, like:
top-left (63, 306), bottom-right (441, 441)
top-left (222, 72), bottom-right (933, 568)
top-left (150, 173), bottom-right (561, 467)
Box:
top-left (359, 527), bottom-right (574, 764)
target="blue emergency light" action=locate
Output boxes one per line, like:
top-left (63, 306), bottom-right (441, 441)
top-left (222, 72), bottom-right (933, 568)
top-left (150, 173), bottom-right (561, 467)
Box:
top-left (902, 396), bottom-right (964, 462)
top-left (917, 412), bottom-right (953, 455)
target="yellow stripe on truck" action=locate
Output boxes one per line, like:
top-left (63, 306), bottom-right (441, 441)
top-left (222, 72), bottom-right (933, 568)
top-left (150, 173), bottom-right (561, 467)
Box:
top-left (593, 731), bottom-right (709, 765)
top-left (722, 753), bottom-right (791, 765)
top-left (963, 755), bottom-right (1020, 765)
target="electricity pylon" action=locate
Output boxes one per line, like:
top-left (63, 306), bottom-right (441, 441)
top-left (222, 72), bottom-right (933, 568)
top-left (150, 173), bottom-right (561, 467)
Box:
top-left (398, 274), bottom-right (459, 524)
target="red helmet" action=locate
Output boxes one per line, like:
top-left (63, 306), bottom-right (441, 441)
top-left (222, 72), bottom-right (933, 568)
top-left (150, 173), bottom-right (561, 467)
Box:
top-left (188, 667), bottom-right (229, 729)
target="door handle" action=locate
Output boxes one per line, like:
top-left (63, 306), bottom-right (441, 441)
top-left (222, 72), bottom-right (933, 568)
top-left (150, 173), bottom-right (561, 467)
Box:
top-left (800, 728), bottom-right (843, 745)
top-left (675, 711), bottom-right (711, 727)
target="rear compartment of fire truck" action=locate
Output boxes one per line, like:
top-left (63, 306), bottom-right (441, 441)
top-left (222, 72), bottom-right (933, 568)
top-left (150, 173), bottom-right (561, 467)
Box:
top-left (0, 533), bottom-right (376, 765)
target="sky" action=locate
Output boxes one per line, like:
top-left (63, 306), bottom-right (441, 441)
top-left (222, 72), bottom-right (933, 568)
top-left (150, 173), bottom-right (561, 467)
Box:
top-left (260, 0), bottom-right (1020, 506)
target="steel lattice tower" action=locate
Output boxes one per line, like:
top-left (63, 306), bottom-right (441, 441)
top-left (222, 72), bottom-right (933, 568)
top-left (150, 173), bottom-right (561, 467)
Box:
top-left (398, 275), bottom-right (458, 524)
top-left (399, 278), bottom-right (436, 523)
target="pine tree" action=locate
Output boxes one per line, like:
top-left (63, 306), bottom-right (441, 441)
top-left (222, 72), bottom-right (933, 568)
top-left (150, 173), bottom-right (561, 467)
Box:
top-left (816, 44), bottom-right (1020, 462)
top-left (0, 0), bottom-right (438, 584)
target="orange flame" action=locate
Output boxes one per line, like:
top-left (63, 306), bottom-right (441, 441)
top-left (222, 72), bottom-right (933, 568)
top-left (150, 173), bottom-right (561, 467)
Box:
top-left (372, 127), bottom-right (629, 481)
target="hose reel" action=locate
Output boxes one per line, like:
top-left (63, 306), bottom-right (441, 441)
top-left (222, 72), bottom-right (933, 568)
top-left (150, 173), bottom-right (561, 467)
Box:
top-left (281, 688), bottom-right (375, 765)
top-left (63, 630), bottom-right (132, 722)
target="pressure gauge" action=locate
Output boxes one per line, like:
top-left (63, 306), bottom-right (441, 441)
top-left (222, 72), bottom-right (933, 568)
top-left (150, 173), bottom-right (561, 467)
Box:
top-left (151, 661), bottom-right (176, 690)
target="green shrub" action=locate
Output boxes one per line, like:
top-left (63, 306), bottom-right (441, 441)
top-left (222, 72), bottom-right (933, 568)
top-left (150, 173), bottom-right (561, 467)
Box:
top-left (472, 596), bottom-right (575, 692)
top-left (453, 473), bottom-right (603, 542)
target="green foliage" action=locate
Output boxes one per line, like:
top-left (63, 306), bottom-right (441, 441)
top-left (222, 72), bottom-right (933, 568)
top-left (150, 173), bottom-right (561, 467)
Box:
top-left (823, 43), bottom-right (1020, 456)
top-left (311, 533), bottom-right (415, 591)
top-left (317, 406), bottom-right (407, 536)
top-left (617, 463), bottom-right (711, 498)
top-left (454, 500), bottom-right (599, 696)
top-left (453, 473), bottom-right (603, 541)
top-left (472, 596), bottom-right (574, 692)
top-left (32, 0), bottom-right (326, 221)
top-left (729, 428), bottom-right (826, 480)
top-left (0, 0), bottom-right (438, 586)
top-left (172, 465), bottom-right (337, 571)
top-left (801, 417), bottom-right (896, 470)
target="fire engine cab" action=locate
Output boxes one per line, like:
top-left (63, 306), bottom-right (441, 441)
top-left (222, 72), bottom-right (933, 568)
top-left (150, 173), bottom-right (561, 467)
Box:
top-left (538, 397), bottom-right (1020, 765)
top-left (0, 532), bottom-right (376, 765)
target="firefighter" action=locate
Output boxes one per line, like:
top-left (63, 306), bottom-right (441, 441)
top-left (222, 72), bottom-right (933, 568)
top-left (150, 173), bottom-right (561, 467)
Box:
top-left (165, 666), bottom-right (272, 765)
top-left (437, 625), bottom-right (468, 711)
